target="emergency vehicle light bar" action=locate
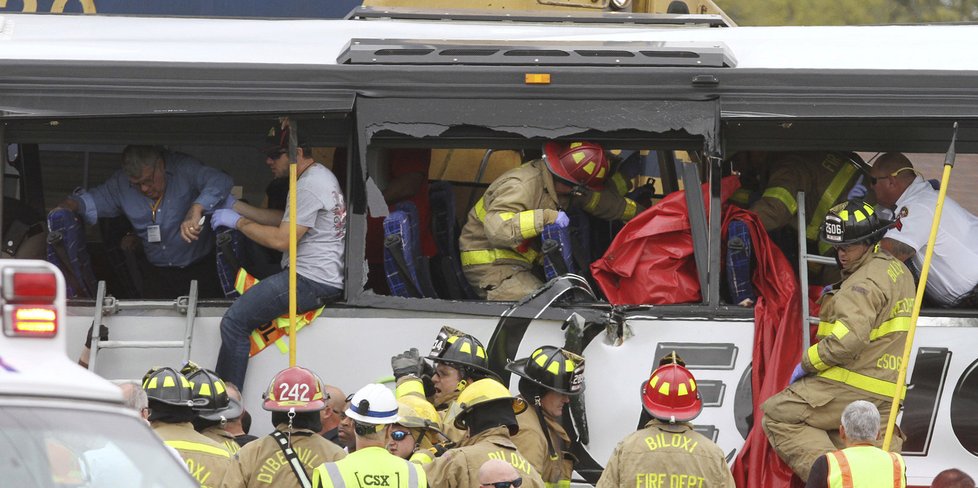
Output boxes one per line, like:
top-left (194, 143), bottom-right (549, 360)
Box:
top-left (338, 39), bottom-right (736, 67)
top-left (2, 267), bottom-right (59, 337)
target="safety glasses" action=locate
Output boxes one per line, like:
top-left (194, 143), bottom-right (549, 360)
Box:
top-left (868, 167), bottom-right (915, 186)
top-left (481, 479), bottom-right (523, 488)
top-left (390, 430), bottom-right (412, 441)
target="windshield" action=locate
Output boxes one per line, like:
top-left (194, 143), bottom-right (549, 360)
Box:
top-left (0, 404), bottom-right (197, 488)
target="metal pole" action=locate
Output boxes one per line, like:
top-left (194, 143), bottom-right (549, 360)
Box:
top-left (882, 122), bottom-right (957, 449)
top-left (797, 191), bottom-right (811, 351)
top-left (286, 118), bottom-right (299, 368)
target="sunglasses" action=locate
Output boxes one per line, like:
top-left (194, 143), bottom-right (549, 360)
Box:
top-left (390, 430), bottom-right (412, 441)
top-left (482, 479), bottom-right (523, 488)
top-left (868, 167), bottom-right (915, 186)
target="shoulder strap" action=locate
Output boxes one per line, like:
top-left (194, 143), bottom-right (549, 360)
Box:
top-left (271, 430), bottom-right (312, 488)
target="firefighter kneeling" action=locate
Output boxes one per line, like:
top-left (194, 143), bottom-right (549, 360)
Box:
top-left (762, 200), bottom-right (912, 480)
top-left (596, 353), bottom-right (734, 488)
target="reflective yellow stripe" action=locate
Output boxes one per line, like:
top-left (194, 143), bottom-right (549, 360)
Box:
top-left (806, 162), bottom-right (858, 241)
top-left (816, 320), bottom-right (850, 340)
top-left (870, 317), bottom-right (911, 341)
top-left (461, 248), bottom-right (538, 266)
top-left (475, 197), bottom-right (487, 221)
top-left (410, 450), bottom-right (433, 465)
top-left (730, 188), bottom-right (751, 206)
top-left (499, 212), bottom-right (515, 221)
top-left (545, 481), bottom-right (571, 488)
top-left (518, 211), bottom-right (537, 239)
top-left (807, 344), bottom-right (829, 372)
top-left (396, 379), bottom-right (426, 398)
top-left (818, 367), bottom-right (906, 399)
top-left (165, 440), bottom-right (231, 458)
top-left (611, 173), bottom-right (628, 196)
top-left (762, 187), bottom-right (798, 215)
top-left (622, 198), bottom-right (638, 220)
top-left (584, 191), bottom-right (601, 212)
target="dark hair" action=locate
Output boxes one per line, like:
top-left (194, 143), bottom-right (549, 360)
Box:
top-left (147, 399), bottom-right (195, 424)
top-left (271, 411), bottom-right (322, 432)
top-left (241, 410), bottom-right (252, 434)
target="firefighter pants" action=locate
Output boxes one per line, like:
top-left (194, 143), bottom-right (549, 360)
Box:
top-left (761, 376), bottom-right (905, 481)
top-left (463, 263), bottom-right (542, 301)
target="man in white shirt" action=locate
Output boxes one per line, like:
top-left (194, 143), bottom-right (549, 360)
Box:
top-left (869, 152), bottom-right (978, 307)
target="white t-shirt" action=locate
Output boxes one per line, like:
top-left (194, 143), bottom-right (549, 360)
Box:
top-left (884, 176), bottom-right (978, 306)
top-left (281, 163), bottom-right (346, 288)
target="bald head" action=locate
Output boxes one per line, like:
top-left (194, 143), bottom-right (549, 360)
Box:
top-left (320, 385), bottom-right (347, 432)
top-left (870, 152), bottom-right (917, 207)
top-left (479, 459), bottom-right (520, 486)
top-left (932, 469), bottom-right (976, 488)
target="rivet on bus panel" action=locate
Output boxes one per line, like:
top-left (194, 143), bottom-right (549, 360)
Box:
top-left (525, 73), bottom-right (551, 85)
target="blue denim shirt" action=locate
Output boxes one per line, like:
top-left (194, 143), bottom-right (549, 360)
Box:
top-left (75, 151), bottom-right (232, 268)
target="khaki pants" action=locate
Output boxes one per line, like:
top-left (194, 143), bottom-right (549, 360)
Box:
top-left (761, 376), bottom-right (905, 480)
top-left (463, 263), bottom-right (543, 301)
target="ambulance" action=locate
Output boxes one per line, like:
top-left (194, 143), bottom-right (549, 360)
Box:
top-left (0, 260), bottom-right (197, 487)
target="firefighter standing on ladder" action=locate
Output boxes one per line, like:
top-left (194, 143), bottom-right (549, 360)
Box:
top-left (762, 200), bottom-right (913, 480)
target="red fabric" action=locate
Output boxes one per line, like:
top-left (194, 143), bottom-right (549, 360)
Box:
top-left (591, 176), bottom-right (805, 488)
top-left (365, 148), bottom-right (436, 262)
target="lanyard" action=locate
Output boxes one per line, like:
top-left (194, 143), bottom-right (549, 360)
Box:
top-left (149, 195), bottom-right (164, 223)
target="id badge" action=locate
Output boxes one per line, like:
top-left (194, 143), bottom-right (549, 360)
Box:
top-left (147, 225), bottom-right (162, 243)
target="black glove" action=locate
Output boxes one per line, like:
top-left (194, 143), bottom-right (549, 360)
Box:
top-left (392, 347), bottom-right (424, 380)
top-left (83, 322), bottom-right (109, 348)
top-left (429, 441), bottom-right (457, 458)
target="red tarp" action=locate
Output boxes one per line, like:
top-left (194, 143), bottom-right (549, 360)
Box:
top-left (591, 176), bottom-right (805, 488)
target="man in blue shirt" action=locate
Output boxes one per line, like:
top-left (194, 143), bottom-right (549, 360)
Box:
top-left (60, 145), bottom-right (231, 298)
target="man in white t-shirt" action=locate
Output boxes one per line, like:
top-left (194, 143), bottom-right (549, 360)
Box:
top-left (869, 152), bottom-right (978, 307)
top-left (211, 121), bottom-right (347, 389)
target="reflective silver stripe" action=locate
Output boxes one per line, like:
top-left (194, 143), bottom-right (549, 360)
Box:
top-left (405, 459), bottom-right (419, 488)
top-left (325, 462), bottom-right (346, 488)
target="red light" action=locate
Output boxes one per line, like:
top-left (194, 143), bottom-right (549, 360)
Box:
top-left (4, 305), bottom-right (58, 337)
top-left (4, 269), bottom-right (57, 303)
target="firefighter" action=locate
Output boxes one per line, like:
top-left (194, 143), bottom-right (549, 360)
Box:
top-left (507, 346), bottom-right (584, 488)
top-left (392, 326), bottom-right (497, 443)
top-left (142, 367), bottom-right (231, 487)
top-left (183, 364), bottom-right (243, 455)
top-left (804, 401), bottom-right (906, 488)
top-left (596, 353), bottom-right (734, 488)
top-left (389, 395), bottom-right (445, 460)
top-left (221, 367), bottom-right (346, 487)
top-left (761, 200), bottom-right (913, 480)
top-left (311, 384), bottom-right (428, 488)
top-left (413, 378), bottom-right (546, 488)
top-left (459, 141), bottom-right (644, 301)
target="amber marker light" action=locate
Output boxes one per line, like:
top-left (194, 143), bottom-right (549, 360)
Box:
top-left (525, 73), bottom-right (551, 85)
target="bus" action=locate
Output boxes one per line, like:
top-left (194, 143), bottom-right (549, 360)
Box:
top-left (0, 10), bottom-right (976, 487)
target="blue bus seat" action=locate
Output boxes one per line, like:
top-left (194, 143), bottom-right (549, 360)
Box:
top-left (542, 222), bottom-right (576, 281)
top-left (384, 201), bottom-right (437, 298)
top-left (46, 208), bottom-right (98, 298)
top-left (725, 219), bottom-right (757, 305)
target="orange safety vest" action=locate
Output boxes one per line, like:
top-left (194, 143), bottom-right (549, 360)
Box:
top-left (826, 445), bottom-right (906, 488)
top-left (236, 269), bottom-right (325, 357)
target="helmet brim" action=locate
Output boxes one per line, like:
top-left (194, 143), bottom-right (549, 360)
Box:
top-left (262, 398), bottom-right (325, 413)
top-left (199, 397), bottom-right (243, 422)
top-left (505, 358), bottom-right (585, 396)
top-left (428, 356), bottom-right (500, 381)
top-left (453, 396), bottom-right (528, 430)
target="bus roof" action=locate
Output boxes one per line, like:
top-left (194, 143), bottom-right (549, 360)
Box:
top-left (1, 13), bottom-right (978, 71)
